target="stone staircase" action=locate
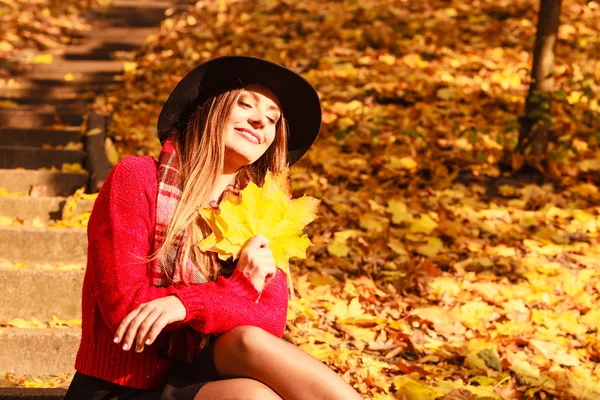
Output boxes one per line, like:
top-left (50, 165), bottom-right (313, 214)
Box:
top-left (0, 0), bottom-right (174, 397)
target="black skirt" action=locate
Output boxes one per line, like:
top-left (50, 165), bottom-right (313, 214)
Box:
top-left (64, 341), bottom-right (219, 400)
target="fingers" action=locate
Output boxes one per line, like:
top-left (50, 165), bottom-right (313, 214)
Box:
top-left (134, 309), bottom-right (163, 351)
top-left (115, 304), bottom-right (157, 352)
top-left (246, 234), bottom-right (269, 249)
top-left (114, 307), bottom-right (141, 348)
top-left (144, 315), bottom-right (171, 346)
top-left (251, 250), bottom-right (276, 275)
top-left (252, 248), bottom-right (275, 264)
top-left (122, 305), bottom-right (154, 352)
top-left (240, 246), bottom-right (275, 272)
top-left (113, 297), bottom-right (187, 353)
top-left (238, 236), bottom-right (276, 292)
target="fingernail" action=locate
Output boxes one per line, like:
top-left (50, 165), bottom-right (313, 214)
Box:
top-left (122, 343), bottom-right (129, 351)
top-left (145, 339), bottom-right (150, 345)
top-left (113, 337), bottom-right (119, 343)
top-left (136, 346), bottom-right (143, 353)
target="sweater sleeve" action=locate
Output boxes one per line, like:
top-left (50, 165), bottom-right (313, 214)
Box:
top-left (89, 157), bottom-right (288, 338)
top-left (176, 267), bottom-right (289, 337)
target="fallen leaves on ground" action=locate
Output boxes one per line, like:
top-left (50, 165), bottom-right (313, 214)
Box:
top-left (77, 0), bottom-right (600, 398)
top-left (48, 212), bottom-right (91, 228)
top-left (0, 212), bottom-right (92, 229)
top-left (50, 186), bottom-right (97, 227)
top-left (41, 142), bottom-right (84, 151)
top-left (0, 316), bottom-right (81, 329)
top-left (0, 0), bottom-right (110, 71)
top-left (0, 188), bottom-right (27, 197)
top-left (1, 373), bottom-right (72, 389)
top-left (0, 186), bottom-right (96, 228)
top-left (36, 162), bottom-right (87, 174)
top-left (0, 260), bottom-right (85, 270)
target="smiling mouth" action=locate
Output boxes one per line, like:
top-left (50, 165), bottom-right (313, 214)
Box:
top-left (235, 128), bottom-right (261, 144)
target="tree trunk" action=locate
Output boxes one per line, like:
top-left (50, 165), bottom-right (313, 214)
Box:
top-left (516, 0), bottom-right (562, 171)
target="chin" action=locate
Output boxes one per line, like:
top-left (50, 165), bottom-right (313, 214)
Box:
top-left (225, 149), bottom-right (260, 170)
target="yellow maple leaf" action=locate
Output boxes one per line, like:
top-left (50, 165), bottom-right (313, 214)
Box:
top-left (198, 170), bottom-right (319, 274)
top-left (299, 342), bottom-right (335, 361)
top-left (359, 212), bottom-right (388, 232)
top-left (387, 199), bottom-right (412, 224)
top-left (62, 186), bottom-right (86, 220)
top-left (386, 156), bottom-right (418, 171)
top-left (392, 376), bottom-right (441, 400)
top-left (49, 315), bottom-right (82, 328)
top-left (416, 237), bottom-right (444, 257)
top-left (327, 238), bottom-right (351, 258)
top-left (61, 162), bottom-right (86, 173)
top-left (33, 54), bottom-right (53, 64)
top-left (410, 214), bottom-right (438, 234)
top-left (330, 297), bottom-right (364, 320)
top-left (0, 216), bottom-right (14, 226)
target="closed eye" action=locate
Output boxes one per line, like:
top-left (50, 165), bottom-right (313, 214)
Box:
top-left (269, 114), bottom-right (282, 124)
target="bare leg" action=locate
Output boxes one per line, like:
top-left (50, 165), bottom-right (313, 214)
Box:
top-left (195, 377), bottom-right (282, 400)
top-left (211, 326), bottom-right (363, 400)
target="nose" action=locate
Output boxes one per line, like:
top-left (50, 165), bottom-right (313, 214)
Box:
top-left (248, 110), bottom-right (267, 129)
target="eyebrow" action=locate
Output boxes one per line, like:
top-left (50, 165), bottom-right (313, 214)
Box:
top-left (245, 91), bottom-right (281, 113)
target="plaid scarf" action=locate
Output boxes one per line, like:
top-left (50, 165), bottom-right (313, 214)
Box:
top-left (152, 138), bottom-right (209, 286)
top-left (151, 138), bottom-right (238, 361)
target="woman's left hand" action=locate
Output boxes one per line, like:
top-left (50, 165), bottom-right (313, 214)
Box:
top-left (114, 295), bottom-right (186, 353)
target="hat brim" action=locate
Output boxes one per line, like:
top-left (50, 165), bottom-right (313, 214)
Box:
top-left (157, 56), bottom-right (321, 166)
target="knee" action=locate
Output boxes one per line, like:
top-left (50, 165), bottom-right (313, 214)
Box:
top-left (195, 378), bottom-right (281, 400)
top-left (239, 382), bottom-right (281, 400)
top-left (226, 325), bottom-right (272, 355)
top-left (216, 326), bottom-right (274, 364)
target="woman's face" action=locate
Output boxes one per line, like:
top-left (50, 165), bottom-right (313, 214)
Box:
top-left (222, 84), bottom-right (282, 172)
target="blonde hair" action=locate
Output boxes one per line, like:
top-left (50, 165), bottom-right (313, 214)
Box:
top-left (148, 88), bottom-right (289, 283)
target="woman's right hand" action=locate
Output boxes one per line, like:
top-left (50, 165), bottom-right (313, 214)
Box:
top-left (236, 235), bottom-right (276, 292)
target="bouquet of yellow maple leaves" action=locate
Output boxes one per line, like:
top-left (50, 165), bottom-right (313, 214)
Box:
top-left (197, 170), bottom-right (320, 285)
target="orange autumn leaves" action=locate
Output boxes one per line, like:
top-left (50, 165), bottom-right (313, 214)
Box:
top-left (90, 0), bottom-right (600, 398)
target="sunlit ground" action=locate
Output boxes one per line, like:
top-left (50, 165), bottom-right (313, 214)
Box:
top-left (1, 0), bottom-right (599, 397)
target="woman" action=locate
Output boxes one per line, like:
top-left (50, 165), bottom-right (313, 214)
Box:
top-left (66, 56), bottom-right (363, 400)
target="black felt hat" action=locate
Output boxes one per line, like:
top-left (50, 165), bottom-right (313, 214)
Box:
top-left (157, 56), bottom-right (322, 165)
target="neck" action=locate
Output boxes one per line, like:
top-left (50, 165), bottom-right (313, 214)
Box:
top-left (210, 172), bottom-right (236, 202)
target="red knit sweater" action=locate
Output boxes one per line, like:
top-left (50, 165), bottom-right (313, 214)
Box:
top-left (74, 156), bottom-right (289, 389)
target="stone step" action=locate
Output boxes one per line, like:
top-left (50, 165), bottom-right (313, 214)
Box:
top-left (0, 195), bottom-right (94, 221)
top-left (0, 96), bottom-right (88, 107)
top-left (23, 60), bottom-right (125, 82)
top-left (0, 328), bottom-right (79, 376)
top-left (72, 21), bottom-right (160, 41)
top-left (0, 109), bottom-right (83, 129)
top-left (62, 27), bottom-right (155, 61)
top-left (102, 0), bottom-right (172, 27)
top-left (63, 45), bottom-right (138, 61)
top-left (15, 69), bottom-right (123, 88)
top-left (0, 268), bottom-right (84, 320)
top-left (0, 103), bottom-right (88, 114)
top-left (0, 388), bottom-right (67, 399)
top-left (0, 226), bottom-right (87, 264)
top-left (0, 81), bottom-right (86, 101)
top-left (0, 169), bottom-right (88, 196)
top-left (0, 146), bottom-right (85, 170)
top-left (0, 78), bottom-right (120, 101)
top-left (0, 128), bottom-right (82, 147)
